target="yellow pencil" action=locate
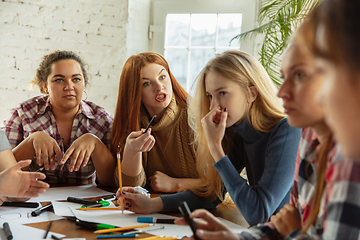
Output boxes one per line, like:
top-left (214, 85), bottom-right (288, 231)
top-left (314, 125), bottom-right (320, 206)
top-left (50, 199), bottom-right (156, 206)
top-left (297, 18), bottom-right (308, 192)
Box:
top-left (78, 207), bottom-right (119, 211)
top-left (117, 152), bottom-right (124, 213)
top-left (94, 224), bottom-right (150, 234)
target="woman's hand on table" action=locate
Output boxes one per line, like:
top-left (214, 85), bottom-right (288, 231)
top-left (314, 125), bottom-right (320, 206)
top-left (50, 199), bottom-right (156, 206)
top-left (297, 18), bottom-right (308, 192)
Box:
top-left (61, 133), bottom-right (98, 172)
top-left (149, 171), bottom-right (179, 193)
top-left (116, 187), bottom-right (164, 214)
top-left (175, 209), bottom-right (240, 240)
top-left (30, 131), bottom-right (63, 170)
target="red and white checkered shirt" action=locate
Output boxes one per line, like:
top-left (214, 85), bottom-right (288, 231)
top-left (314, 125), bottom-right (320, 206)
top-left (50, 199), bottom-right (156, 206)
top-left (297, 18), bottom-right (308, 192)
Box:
top-left (3, 95), bottom-right (113, 185)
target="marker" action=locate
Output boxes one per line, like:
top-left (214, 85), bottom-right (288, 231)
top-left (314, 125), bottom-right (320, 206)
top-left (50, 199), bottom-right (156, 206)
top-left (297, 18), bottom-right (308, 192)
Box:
top-left (2, 201), bottom-right (39, 208)
top-left (67, 197), bottom-right (98, 205)
top-left (76, 219), bottom-right (116, 231)
top-left (97, 234), bottom-right (136, 239)
top-left (44, 222), bottom-right (52, 239)
top-left (144, 115), bottom-right (156, 133)
top-left (94, 224), bottom-right (151, 234)
top-left (31, 203), bottom-right (53, 217)
top-left (137, 217), bottom-right (176, 224)
top-left (80, 201), bottom-right (110, 208)
top-left (3, 222), bottom-right (13, 240)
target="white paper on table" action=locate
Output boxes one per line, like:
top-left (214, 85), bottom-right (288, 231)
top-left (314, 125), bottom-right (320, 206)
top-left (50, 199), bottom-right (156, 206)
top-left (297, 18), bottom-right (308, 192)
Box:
top-left (70, 207), bottom-right (244, 237)
top-left (0, 223), bottom-right (65, 240)
top-left (52, 201), bottom-right (117, 217)
top-left (0, 205), bottom-right (63, 225)
top-left (30, 185), bottom-right (115, 202)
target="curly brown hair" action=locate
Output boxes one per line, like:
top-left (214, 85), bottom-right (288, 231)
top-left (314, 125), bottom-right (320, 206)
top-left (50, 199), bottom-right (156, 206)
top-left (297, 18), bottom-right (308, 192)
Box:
top-left (31, 50), bottom-right (89, 93)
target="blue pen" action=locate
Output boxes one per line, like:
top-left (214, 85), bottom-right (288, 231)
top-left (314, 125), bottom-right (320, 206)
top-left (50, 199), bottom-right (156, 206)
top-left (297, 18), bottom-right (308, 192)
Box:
top-left (97, 234), bottom-right (136, 239)
top-left (137, 217), bottom-right (175, 224)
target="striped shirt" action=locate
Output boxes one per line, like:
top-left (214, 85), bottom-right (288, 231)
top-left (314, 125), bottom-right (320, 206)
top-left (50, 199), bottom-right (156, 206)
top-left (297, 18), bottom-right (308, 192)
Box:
top-left (3, 95), bottom-right (113, 185)
top-left (239, 128), bottom-right (360, 239)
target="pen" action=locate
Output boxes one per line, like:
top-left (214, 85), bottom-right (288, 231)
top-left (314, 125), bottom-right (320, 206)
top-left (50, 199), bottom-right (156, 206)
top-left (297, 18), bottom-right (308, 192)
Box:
top-left (59, 138), bottom-right (65, 171)
top-left (36, 167), bottom-right (44, 172)
top-left (94, 224), bottom-right (151, 234)
top-left (117, 152), bottom-right (124, 214)
top-left (3, 222), bottom-right (13, 240)
top-left (137, 217), bottom-right (176, 224)
top-left (75, 219), bottom-right (116, 231)
top-left (44, 222), bottom-right (52, 239)
top-left (51, 235), bottom-right (61, 240)
top-left (31, 203), bottom-right (53, 217)
top-left (80, 201), bottom-right (110, 208)
top-left (67, 197), bottom-right (98, 205)
top-left (78, 207), bottom-right (119, 211)
top-left (2, 201), bottom-right (39, 208)
top-left (144, 115), bottom-right (156, 133)
top-left (97, 234), bottom-right (136, 239)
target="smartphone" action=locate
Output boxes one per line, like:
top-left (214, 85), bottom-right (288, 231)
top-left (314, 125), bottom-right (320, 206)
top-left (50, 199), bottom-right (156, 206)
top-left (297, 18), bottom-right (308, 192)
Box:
top-left (178, 201), bottom-right (201, 240)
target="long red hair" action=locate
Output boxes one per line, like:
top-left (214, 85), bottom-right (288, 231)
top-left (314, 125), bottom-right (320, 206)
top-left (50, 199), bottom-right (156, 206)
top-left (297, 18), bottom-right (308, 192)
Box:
top-left (110, 52), bottom-right (188, 156)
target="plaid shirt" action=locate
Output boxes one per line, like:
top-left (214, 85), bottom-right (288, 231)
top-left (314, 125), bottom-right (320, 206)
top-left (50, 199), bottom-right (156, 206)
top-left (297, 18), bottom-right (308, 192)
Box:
top-left (239, 128), bottom-right (360, 240)
top-left (3, 95), bottom-right (113, 185)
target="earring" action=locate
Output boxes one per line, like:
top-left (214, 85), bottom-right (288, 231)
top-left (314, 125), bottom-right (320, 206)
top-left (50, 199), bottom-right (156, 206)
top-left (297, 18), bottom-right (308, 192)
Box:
top-left (82, 91), bottom-right (87, 101)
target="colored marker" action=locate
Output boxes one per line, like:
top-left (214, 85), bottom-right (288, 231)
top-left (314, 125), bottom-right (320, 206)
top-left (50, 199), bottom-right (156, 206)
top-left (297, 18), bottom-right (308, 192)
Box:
top-left (94, 224), bottom-right (151, 234)
top-left (76, 219), bottom-right (116, 231)
top-left (81, 201), bottom-right (110, 208)
top-left (31, 203), bottom-right (53, 217)
top-left (137, 217), bottom-right (176, 224)
top-left (97, 234), bottom-right (136, 239)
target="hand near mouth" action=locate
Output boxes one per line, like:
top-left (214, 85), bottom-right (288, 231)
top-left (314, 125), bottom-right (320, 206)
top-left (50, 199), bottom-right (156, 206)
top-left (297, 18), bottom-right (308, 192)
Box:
top-left (201, 108), bottom-right (227, 161)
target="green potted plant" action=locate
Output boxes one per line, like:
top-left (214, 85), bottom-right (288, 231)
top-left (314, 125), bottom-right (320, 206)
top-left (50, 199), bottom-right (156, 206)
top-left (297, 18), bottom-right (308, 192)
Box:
top-left (232, 0), bottom-right (320, 85)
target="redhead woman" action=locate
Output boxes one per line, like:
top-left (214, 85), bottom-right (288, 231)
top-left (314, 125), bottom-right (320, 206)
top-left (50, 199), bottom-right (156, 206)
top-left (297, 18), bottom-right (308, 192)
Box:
top-left (111, 52), bottom-right (199, 193)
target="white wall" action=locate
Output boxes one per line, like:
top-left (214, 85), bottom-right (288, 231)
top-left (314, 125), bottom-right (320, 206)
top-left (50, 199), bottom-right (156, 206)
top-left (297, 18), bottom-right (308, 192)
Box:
top-left (0, 0), bottom-right (151, 126)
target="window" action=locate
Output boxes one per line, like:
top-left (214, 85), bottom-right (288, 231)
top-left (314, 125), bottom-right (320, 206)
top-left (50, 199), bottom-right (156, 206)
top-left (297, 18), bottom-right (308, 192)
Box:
top-left (151, 0), bottom-right (257, 93)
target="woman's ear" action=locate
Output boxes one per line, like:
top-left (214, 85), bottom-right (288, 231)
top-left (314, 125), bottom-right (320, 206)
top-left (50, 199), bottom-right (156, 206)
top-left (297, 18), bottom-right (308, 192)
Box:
top-left (248, 86), bottom-right (258, 103)
top-left (43, 84), bottom-right (49, 94)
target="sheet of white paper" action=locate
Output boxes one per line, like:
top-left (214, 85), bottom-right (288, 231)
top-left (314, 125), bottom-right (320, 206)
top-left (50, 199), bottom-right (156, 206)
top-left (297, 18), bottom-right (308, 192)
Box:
top-left (0, 223), bottom-right (65, 240)
top-left (30, 185), bottom-right (115, 202)
top-left (0, 205), bottom-right (63, 225)
top-left (52, 201), bottom-right (117, 217)
top-left (70, 207), bottom-right (245, 237)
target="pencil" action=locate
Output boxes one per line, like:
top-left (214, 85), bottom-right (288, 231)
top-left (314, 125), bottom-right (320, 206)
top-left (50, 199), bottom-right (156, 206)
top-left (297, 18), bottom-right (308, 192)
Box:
top-left (78, 207), bottom-right (119, 211)
top-left (94, 224), bottom-right (150, 234)
top-left (117, 152), bottom-right (124, 214)
top-left (144, 115), bottom-right (156, 133)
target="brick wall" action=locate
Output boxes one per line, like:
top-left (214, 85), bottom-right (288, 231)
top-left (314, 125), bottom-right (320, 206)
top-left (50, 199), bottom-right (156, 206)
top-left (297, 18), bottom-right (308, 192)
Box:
top-left (0, 0), bottom-right (151, 126)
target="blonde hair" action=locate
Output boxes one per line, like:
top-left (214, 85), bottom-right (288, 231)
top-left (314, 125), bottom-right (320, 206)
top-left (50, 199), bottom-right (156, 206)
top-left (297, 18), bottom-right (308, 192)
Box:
top-left (188, 50), bottom-right (286, 200)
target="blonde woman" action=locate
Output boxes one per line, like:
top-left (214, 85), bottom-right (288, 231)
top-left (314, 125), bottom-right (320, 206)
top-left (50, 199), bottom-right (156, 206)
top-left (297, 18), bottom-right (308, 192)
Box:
top-left (116, 51), bottom-right (301, 226)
